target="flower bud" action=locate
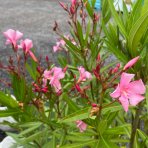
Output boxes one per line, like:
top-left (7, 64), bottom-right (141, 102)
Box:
top-left (59, 2), bottom-right (68, 11)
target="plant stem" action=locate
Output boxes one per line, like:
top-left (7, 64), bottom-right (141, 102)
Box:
top-left (33, 140), bottom-right (42, 148)
top-left (129, 104), bottom-right (142, 148)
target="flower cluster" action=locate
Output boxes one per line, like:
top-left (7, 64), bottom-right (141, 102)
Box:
top-left (3, 29), bottom-right (37, 62)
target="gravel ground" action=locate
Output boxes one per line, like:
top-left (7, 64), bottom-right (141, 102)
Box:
top-left (0, 0), bottom-right (69, 63)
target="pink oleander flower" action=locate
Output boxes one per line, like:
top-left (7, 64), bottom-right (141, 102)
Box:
top-left (76, 120), bottom-right (87, 132)
top-left (71, 0), bottom-right (76, 6)
top-left (77, 66), bottom-right (92, 83)
top-left (53, 42), bottom-right (61, 52)
top-left (123, 56), bottom-right (139, 70)
top-left (53, 35), bottom-right (69, 52)
top-left (43, 67), bottom-right (65, 92)
top-left (19, 39), bottom-right (38, 62)
top-left (110, 72), bottom-right (146, 112)
top-left (3, 29), bottom-right (23, 51)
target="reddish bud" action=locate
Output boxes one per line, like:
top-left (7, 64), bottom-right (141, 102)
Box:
top-left (42, 87), bottom-right (48, 93)
top-left (59, 2), bottom-right (68, 11)
top-left (97, 53), bottom-right (100, 62)
top-left (63, 66), bottom-right (68, 73)
top-left (111, 63), bottom-right (120, 74)
top-left (70, 5), bottom-right (75, 14)
top-left (93, 13), bottom-right (100, 22)
top-left (75, 84), bottom-right (81, 92)
top-left (45, 56), bottom-right (49, 62)
top-left (92, 103), bottom-right (97, 107)
top-left (56, 90), bottom-right (62, 96)
top-left (37, 66), bottom-right (42, 74)
top-left (71, 0), bottom-right (76, 6)
top-left (93, 69), bottom-right (100, 79)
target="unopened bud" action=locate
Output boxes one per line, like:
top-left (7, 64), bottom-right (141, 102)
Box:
top-left (97, 53), bottom-right (100, 62)
top-left (63, 66), bottom-right (68, 73)
top-left (93, 13), bottom-right (100, 22)
top-left (57, 90), bottom-right (62, 96)
top-left (59, 2), bottom-right (68, 11)
top-left (111, 63), bottom-right (120, 74)
top-left (90, 106), bottom-right (100, 116)
top-left (75, 84), bottom-right (81, 92)
top-left (45, 56), bottom-right (49, 62)
top-left (70, 5), bottom-right (75, 14)
top-left (92, 103), bottom-right (97, 107)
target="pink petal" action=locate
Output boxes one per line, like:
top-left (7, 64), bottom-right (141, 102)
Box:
top-left (71, 0), bottom-right (76, 5)
top-left (128, 79), bottom-right (146, 95)
top-left (110, 84), bottom-right (121, 98)
top-left (3, 29), bottom-right (16, 42)
top-left (29, 51), bottom-right (38, 62)
top-left (43, 70), bottom-right (52, 79)
top-left (78, 66), bottom-right (91, 82)
top-left (15, 30), bottom-right (23, 40)
top-left (53, 45), bottom-right (59, 52)
top-left (123, 56), bottom-right (139, 70)
top-left (128, 93), bottom-right (145, 106)
top-left (50, 79), bottom-right (62, 92)
top-left (23, 39), bottom-right (33, 53)
top-left (119, 95), bottom-right (129, 112)
top-left (85, 71), bottom-right (92, 80)
top-left (42, 78), bottom-right (47, 87)
top-left (59, 39), bottom-right (65, 46)
top-left (76, 120), bottom-right (87, 132)
top-left (120, 73), bottom-right (135, 88)
top-left (53, 67), bottom-right (65, 79)
top-left (78, 66), bottom-right (85, 74)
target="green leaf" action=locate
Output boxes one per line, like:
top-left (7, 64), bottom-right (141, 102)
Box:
top-left (104, 124), bottom-right (131, 135)
top-left (128, 10), bottom-right (148, 56)
top-left (137, 129), bottom-right (148, 146)
top-left (0, 91), bottom-right (18, 108)
top-left (76, 21), bottom-right (84, 48)
top-left (105, 41), bottom-right (128, 63)
top-left (12, 75), bottom-right (26, 101)
top-left (0, 109), bottom-right (20, 117)
top-left (19, 123), bottom-right (42, 136)
top-left (59, 107), bottom-right (90, 123)
top-left (107, 0), bottom-right (127, 38)
top-left (25, 62), bottom-right (37, 80)
top-left (102, 104), bottom-right (122, 114)
top-left (61, 93), bottom-right (79, 112)
top-left (97, 120), bottom-right (107, 135)
top-left (83, 0), bottom-right (94, 18)
top-left (19, 130), bottom-right (47, 145)
top-left (60, 140), bottom-right (96, 148)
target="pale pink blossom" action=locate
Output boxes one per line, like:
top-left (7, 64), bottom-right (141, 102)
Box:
top-left (53, 43), bottom-right (61, 52)
top-left (43, 67), bottom-right (65, 92)
top-left (19, 39), bottom-right (38, 62)
top-left (53, 35), bottom-right (70, 52)
top-left (123, 56), bottom-right (139, 70)
top-left (3, 29), bottom-right (23, 50)
top-left (77, 66), bottom-right (92, 83)
top-left (110, 72), bottom-right (146, 112)
top-left (76, 120), bottom-right (87, 132)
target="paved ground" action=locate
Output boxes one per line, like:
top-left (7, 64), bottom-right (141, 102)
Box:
top-left (0, 0), bottom-right (69, 63)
